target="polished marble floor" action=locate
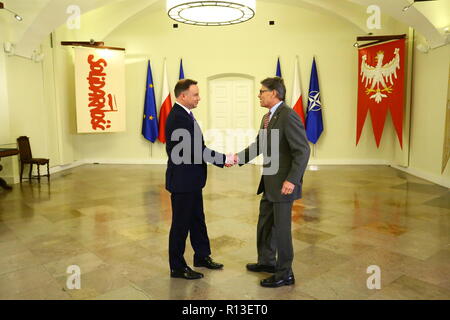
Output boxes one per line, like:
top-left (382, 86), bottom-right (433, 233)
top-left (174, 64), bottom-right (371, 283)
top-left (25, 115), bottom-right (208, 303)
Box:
top-left (0, 164), bottom-right (449, 300)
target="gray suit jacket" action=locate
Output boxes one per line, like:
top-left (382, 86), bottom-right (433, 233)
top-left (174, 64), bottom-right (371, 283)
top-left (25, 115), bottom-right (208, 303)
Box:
top-left (238, 102), bottom-right (310, 202)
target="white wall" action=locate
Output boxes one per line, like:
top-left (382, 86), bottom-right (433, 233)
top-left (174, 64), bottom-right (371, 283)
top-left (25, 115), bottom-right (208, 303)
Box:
top-left (69, 1), bottom-right (405, 165)
top-left (404, 33), bottom-right (450, 186)
top-left (0, 49), bottom-right (11, 144)
top-left (6, 55), bottom-right (48, 158)
top-left (1, 1), bottom-right (448, 187)
top-left (0, 48), bottom-right (16, 183)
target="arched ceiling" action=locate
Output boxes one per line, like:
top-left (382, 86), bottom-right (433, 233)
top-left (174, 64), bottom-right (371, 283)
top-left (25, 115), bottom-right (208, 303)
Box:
top-left (350, 0), bottom-right (449, 47)
top-left (0, 0), bottom-right (448, 57)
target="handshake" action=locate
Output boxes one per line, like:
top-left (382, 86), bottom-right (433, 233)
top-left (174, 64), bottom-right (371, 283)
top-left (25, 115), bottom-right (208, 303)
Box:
top-left (225, 153), bottom-right (239, 167)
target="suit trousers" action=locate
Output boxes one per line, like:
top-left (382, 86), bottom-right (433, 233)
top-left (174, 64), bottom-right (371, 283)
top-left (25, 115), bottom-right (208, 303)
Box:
top-left (169, 190), bottom-right (211, 270)
top-left (257, 194), bottom-right (294, 279)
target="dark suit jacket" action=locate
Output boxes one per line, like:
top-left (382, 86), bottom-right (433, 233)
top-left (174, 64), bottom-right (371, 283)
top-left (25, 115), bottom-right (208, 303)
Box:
top-left (238, 103), bottom-right (310, 202)
top-left (165, 103), bottom-right (226, 193)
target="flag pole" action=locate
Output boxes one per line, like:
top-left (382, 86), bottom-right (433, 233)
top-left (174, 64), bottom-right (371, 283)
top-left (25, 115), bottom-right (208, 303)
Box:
top-left (150, 142), bottom-right (153, 158)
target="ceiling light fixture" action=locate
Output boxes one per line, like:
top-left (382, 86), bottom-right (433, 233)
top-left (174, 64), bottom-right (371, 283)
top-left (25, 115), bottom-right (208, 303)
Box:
top-left (166, 0), bottom-right (255, 26)
top-left (403, 0), bottom-right (437, 12)
top-left (0, 2), bottom-right (23, 21)
top-left (402, 3), bottom-right (413, 12)
top-left (402, 0), bottom-right (416, 12)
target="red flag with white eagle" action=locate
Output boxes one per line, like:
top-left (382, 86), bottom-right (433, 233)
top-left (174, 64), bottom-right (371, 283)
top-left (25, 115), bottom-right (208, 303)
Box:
top-left (158, 60), bottom-right (172, 143)
top-left (356, 38), bottom-right (405, 148)
top-left (291, 56), bottom-right (305, 125)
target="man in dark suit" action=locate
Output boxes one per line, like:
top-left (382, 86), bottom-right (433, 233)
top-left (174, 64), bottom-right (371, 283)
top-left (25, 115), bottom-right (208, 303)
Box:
top-left (165, 79), bottom-right (234, 280)
top-left (236, 77), bottom-right (310, 287)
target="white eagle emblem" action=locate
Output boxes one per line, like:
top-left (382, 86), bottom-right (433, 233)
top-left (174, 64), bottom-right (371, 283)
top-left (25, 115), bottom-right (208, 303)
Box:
top-left (360, 48), bottom-right (400, 103)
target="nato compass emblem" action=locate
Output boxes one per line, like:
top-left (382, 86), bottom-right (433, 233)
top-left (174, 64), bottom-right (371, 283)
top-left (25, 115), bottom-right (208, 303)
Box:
top-left (308, 91), bottom-right (322, 111)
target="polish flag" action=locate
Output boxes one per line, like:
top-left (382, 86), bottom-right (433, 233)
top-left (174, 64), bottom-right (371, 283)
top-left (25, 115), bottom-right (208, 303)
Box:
top-left (158, 60), bottom-right (172, 143)
top-left (291, 57), bottom-right (305, 125)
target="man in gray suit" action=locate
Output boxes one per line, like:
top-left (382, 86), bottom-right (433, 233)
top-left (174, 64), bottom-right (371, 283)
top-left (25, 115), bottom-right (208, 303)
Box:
top-left (235, 77), bottom-right (310, 287)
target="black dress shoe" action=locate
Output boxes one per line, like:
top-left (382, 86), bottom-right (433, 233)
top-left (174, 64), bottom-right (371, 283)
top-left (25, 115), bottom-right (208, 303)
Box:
top-left (170, 266), bottom-right (204, 280)
top-left (246, 263), bottom-right (276, 273)
top-left (194, 256), bottom-right (223, 269)
top-left (260, 275), bottom-right (295, 288)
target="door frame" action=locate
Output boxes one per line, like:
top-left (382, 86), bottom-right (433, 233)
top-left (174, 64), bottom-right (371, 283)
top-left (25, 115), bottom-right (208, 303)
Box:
top-left (207, 73), bottom-right (255, 131)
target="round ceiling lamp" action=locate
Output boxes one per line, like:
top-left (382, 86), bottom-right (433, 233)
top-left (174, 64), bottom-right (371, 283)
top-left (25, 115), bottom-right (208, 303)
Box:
top-left (167, 0), bottom-right (256, 26)
top-left (0, 2), bottom-right (23, 21)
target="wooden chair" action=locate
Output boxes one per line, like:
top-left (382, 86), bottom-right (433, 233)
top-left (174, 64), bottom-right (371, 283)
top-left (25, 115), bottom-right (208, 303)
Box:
top-left (16, 136), bottom-right (50, 183)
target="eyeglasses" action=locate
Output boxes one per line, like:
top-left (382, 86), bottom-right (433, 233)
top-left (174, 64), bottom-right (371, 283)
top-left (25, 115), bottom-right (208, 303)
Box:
top-left (259, 89), bottom-right (271, 94)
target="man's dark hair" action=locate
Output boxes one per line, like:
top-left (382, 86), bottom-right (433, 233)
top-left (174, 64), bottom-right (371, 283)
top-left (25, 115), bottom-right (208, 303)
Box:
top-left (261, 77), bottom-right (286, 101)
top-left (174, 79), bottom-right (198, 97)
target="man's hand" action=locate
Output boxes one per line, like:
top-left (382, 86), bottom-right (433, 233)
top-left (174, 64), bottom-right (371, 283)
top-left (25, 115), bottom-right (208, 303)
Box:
top-left (281, 180), bottom-right (295, 195)
top-left (225, 154), bottom-right (239, 167)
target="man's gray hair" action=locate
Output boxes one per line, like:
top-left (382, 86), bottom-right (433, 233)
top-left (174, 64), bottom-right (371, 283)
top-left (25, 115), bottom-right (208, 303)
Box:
top-left (261, 77), bottom-right (286, 101)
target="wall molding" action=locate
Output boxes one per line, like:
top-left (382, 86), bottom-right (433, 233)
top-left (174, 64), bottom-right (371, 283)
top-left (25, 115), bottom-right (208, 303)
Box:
top-left (5, 159), bottom-right (447, 188)
top-left (307, 159), bottom-right (390, 165)
top-left (391, 165), bottom-right (450, 188)
top-left (82, 159), bottom-right (168, 165)
top-left (49, 160), bottom-right (86, 174)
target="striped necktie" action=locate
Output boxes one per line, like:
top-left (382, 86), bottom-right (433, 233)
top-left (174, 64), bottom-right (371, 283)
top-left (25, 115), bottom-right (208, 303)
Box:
top-left (263, 112), bottom-right (271, 129)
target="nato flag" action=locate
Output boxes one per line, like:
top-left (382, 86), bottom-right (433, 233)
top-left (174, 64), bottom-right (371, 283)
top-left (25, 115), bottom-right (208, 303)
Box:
top-left (142, 60), bottom-right (159, 142)
top-left (305, 57), bottom-right (323, 144)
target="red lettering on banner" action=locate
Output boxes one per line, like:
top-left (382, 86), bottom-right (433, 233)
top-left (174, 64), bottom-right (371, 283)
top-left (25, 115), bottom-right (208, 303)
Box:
top-left (86, 54), bottom-right (118, 131)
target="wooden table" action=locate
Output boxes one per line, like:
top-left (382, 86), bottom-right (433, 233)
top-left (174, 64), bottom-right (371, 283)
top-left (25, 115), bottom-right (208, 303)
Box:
top-left (0, 148), bottom-right (19, 190)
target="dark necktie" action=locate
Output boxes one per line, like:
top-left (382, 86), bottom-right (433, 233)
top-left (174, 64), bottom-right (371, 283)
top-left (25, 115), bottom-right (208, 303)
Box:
top-left (189, 111), bottom-right (195, 122)
top-left (263, 112), bottom-right (271, 129)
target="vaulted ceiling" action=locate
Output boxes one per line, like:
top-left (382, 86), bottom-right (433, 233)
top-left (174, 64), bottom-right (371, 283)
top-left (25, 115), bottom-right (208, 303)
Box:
top-left (0, 0), bottom-right (448, 56)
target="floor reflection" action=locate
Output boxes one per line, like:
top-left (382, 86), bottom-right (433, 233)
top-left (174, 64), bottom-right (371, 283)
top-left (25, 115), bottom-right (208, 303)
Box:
top-left (0, 164), bottom-right (448, 299)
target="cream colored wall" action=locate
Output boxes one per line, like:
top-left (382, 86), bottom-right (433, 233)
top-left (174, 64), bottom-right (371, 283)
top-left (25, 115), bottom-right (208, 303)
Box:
top-left (70, 1), bottom-right (403, 164)
top-left (0, 48), bottom-right (17, 183)
top-left (49, 35), bottom-right (78, 165)
top-left (1, 28), bottom-right (75, 179)
top-left (1, 52), bottom-right (50, 180)
top-left (6, 55), bottom-right (49, 158)
top-left (2, 1), bottom-right (449, 187)
top-left (41, 34), bottom-right (71, 166)
top-left (0, 49), bottom-right (11, 144)
top-left (406, 33), bottom-right (450, 186)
